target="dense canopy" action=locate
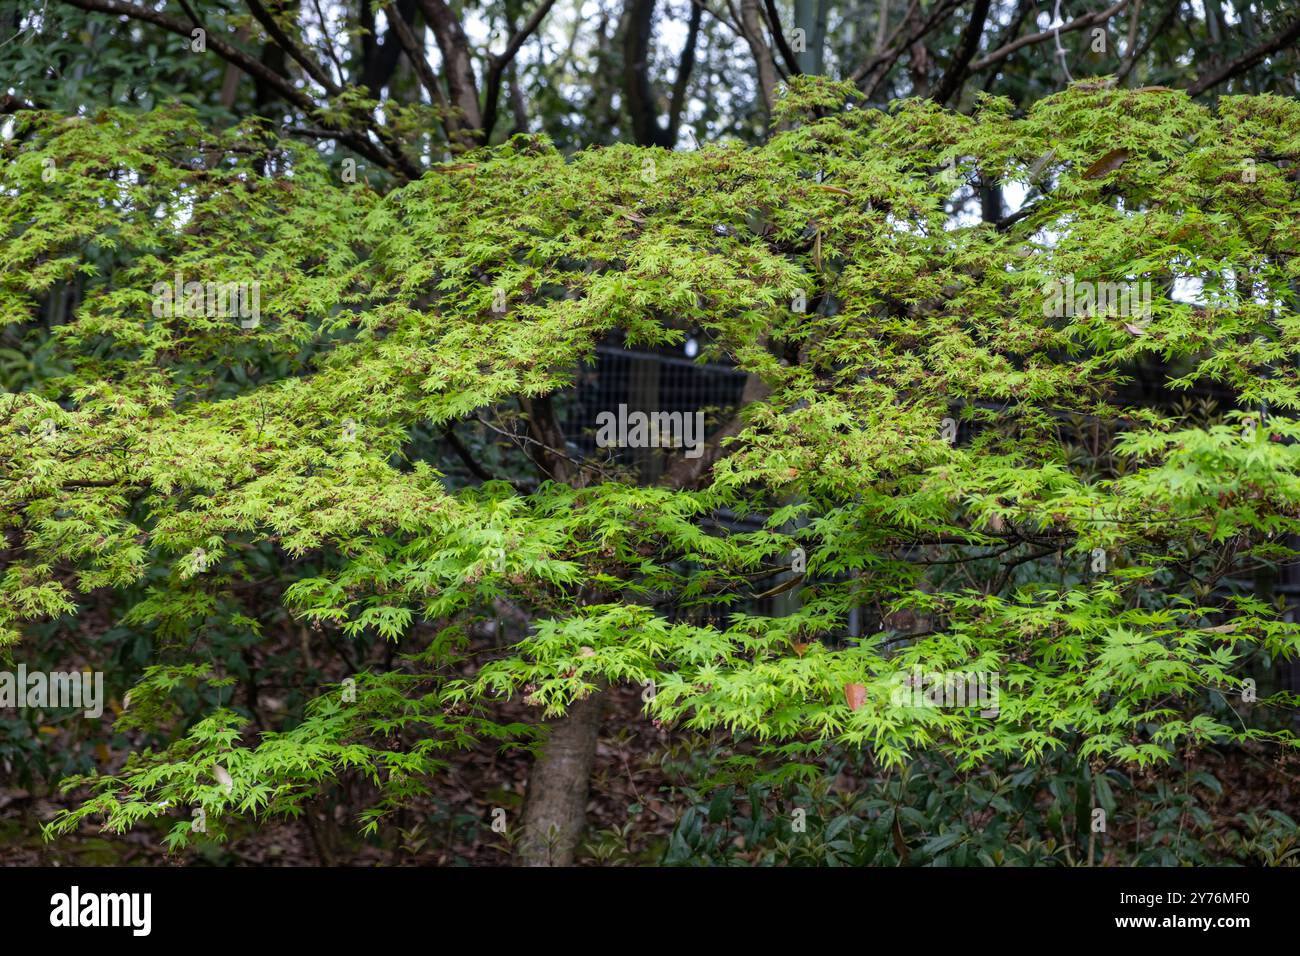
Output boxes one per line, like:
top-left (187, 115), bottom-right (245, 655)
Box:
top-left (4, 79), bottom-right (1300, 860)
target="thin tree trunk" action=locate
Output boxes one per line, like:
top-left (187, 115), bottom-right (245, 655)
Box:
top-left (512, 370), bottom-right (763, 866)
top-left (794, 0), bottom-right (815, 72)
top-left (873, 0), bottom-right (891, 54)
top-left (811, 0), bottom-right (829, 73)
top-left (514, 396), bottom-right (603, 867)
top-left (624, 0), bottom-right (666, 146)
top-left (418, 0), bottom-right (485, 138)
top-left (740, 0), bottom-right (778, 123)
top-left (516, 688), bottom-right (605, 866)
top-left (219, 27), bottom-right (251, 108)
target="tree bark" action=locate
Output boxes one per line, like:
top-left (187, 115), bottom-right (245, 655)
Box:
top-left (513, 395), bottom-right (605, 866)
top-left (1186, 14), bottom-right (1300, 97)
top-left (794, 0), bottom-right (816, 72)
top-left (623, 0), bottom-right (701, 147)
top-left (930, 0), bottom-right (989, 105)
top-left (516, 687), bottom-right (605, 865)
top-left (624, 0), bottom-right (668, 146)
top-left (360, 0), bottom-right (417, 95)
top-left (417, 0), bottom-right (486, 138)
top-left (511, 347), bottom-right (766, 868)
top-left (739, 0), bottom-right (778, 123)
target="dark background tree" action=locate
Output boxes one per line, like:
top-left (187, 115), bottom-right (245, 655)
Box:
top-left (6, 0), bottom-right (1298, 172)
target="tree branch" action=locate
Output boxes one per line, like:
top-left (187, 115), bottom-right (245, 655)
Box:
top-left (853, 0), bottom-right (963, 97)
top-left (442, 425), bottom-right (501, 483)
top-left (416, 0), bottom-right (485, 139)
top-left (244, 0), bottom-right (340, 94)
top-left (482, 0), bottom-right (558, 139)
top-left (383, 1), bottom-right (451, 114)
top-left (738, 0), bottom-right (779, 117)
top-left (762, 0), bottom-right (803, 77)
top-left (308, 0), bottom-right (346, 82)
top-left (968, 0), bottom-right (1128, 74)
top-left (58, 0), bottom-right (307, 109)
top-left (931, 0), bottom-right (990, 104)
top-left (359, 0), bottom-right (416, 94)
top-left (667, 1), bottom-right (703, 145)
top-left (1118, 0), bottom-right (1177, 84)
top-left (54, 0), bottom-right (419, 178)
top-left (1186, 14), bottom-right (1300, 96)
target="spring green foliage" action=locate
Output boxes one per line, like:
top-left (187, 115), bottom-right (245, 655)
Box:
top-left (4, 77), bottom-right (1300, 846)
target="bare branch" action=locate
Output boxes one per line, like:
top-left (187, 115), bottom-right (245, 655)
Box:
top-left (667, 1), bottom-right (704, 144)
top-left (1186, 14), bottom-right (1300, 96)
top-left (853, 0), bottom-right (963, 97)
top-left (968, 0), bottom-right (1129, 74)
top-left (762, 0), bottom-right (803, 77)
top-left (308, 0), bottom-right (347, 83)
top-left (244, 0), bottom-right (340, 94)
top-left (483, 0), bottom-right (559, 140)
top-left (54, 0), bottom-right (420, 178)
top-left (382, 1), bottom-right (450, 113)
top-left (1117, 0), bottom-right (1174, 83)
top-left (931, 0), bottom-right (990, 104)
top-left (688, 0), bottom-right (743, 39)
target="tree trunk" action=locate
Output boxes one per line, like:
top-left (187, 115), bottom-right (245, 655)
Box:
top-left (623, 0), bottom-right (702, 148)
top-left (513, 393), bottom-right (606, 867)
top-left (516, 688), bottom-right (605, 866)
top-left (794, 0), bottom-right (815, 72)
top-left (418, 0), bottom-right (485, 139)
top-left (359, 0), bottom-right (417, 96)
top-left (624, 0), bottom-right (667, 147)
top-left (739, 0), bottom-right (778, 123)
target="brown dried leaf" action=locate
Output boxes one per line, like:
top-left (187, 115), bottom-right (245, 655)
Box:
top-left (844, 683), bottom-right (867, 711)
top-left (1082, 148), bottom-right (1131, 180)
